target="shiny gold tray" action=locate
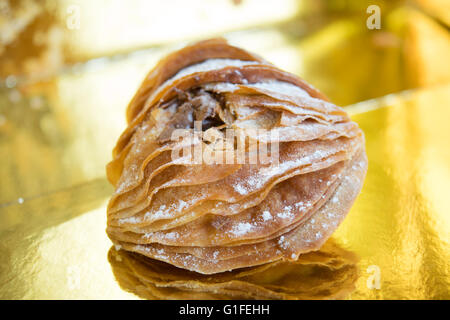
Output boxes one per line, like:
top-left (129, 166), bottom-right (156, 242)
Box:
top-left (0, 0), bottom-right (449, 299)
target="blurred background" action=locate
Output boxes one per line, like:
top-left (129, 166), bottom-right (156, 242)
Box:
top-left (0, 0), bottom-right (449, 299)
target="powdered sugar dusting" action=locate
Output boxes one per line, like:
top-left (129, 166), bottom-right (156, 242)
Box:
top-left (145, 199), bottom-right (190, 221)
top-left (203, 82), bottom-right (240, 92)
top-left (163, 231), bottom-right (179, 240)
top-left (231, 222), bottom-right (254, 236)
top-left (118, 215), bottom-right (142, 224)
top-left (262, 210), bottom-right (273, 221)
top-left (277, 205), bottom-right (293, 219)
top-left (248, 80), bottom-right (310, 98)
top-left (233, 183), bottom-right (248, 195)
top-left (231, 148), bottom-right (331, 197)
top-left (278, 235), bottom-right (289, 250)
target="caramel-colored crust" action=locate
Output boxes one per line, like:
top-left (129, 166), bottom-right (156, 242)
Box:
top-left (106, 38), bottom-right (367, 274)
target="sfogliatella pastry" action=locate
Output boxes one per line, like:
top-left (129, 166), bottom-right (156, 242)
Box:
top-left (106, 38), bottom-right (367, 275)
top-left (108, 239), bottom-right (359, 300)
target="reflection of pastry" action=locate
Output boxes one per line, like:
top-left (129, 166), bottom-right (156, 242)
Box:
top-left (106, 38), bottom-right (367, 274)
top-left (108, 239), bottom-right (359, 300)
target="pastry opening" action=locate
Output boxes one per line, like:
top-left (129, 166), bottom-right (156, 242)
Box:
top-left (157, 87), bottom-right (231, 143)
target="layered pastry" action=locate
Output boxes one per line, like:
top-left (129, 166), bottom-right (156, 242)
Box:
top-left (106, 38), bottom-right (367, 275)
top-left (108, 239), bottom-right (359, 300)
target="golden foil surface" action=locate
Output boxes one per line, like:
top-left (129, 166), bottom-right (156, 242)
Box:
top-left (0, 0), bottom-right (449, 299)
